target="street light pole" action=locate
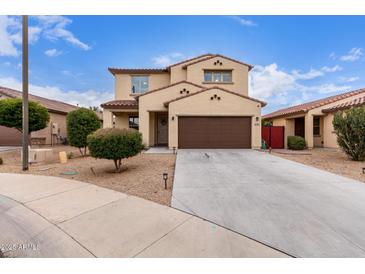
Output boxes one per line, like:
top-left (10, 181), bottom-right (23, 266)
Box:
top-left (22, 15), bottom-right (29, 171)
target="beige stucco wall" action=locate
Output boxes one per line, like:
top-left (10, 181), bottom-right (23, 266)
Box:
top-left (168, 88), bottom-right (262, 149)
top-left (323, 113), bottom-right (338, 148)
top-left (169, 55), bottom-right (213, 83)
top-left (31, 112), bottom-right (67, 145)
top-left (269, 92), bottom-right (365, 149)
top-left (103, 109), bottom-right (113, 128)
top-left (115, 73), bottom-right (170, 100)
top-left (114, 112), bottom-right (129, 128)
top-left (186, 57), bottom-right (249, 96)
top-left (138, 82), bottom-right (203, 146)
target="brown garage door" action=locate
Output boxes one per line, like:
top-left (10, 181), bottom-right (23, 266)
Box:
top-left (178, 116), bottom-right (251, 149)
top-left (0, 125), bottom-right (22, 146)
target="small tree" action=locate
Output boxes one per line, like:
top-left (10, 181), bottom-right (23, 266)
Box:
top-left (0, 98), bottom-right (49, 133)
top-left (333, 107), bottom-right (365, 161)
top-left (67, 108), bottom-right (101, 156)
top-left (87, 128), bottom-right (143, 172)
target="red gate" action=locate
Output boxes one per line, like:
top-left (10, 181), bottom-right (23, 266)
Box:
top-left (262, 126), bottom-right (285, 149)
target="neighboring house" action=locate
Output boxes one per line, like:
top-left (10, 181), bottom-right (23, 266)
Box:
top-left (101, 54), bottom-right (266, 149)
top-left (263, 88), bottom-right (365, 149)
top-left (0, 86), bottom-right (78, 146)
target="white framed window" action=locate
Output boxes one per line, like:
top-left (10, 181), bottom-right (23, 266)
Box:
top-left (204, 70), bottom-right (232, 83)
top-left (131, 76), bottom-right (149, 93)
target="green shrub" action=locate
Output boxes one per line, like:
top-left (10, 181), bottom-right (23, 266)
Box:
top-left (67, 108), bottom-right (100, 156)
top-left (0, 98), bottom-right (49, 133)
top-left (333, 107), bottom-right (365, 161)
top-left (287, 135), bottom-right (306, 150)
top-left (87, 128), bottom-right (143, 172)
top-left (0, 157), bottom-right (3, 165)
top-left (67, 152), bottom-right (74, 159)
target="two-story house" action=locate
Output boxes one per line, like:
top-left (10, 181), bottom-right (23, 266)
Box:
top-left (101, 54), bottom-right (266, 149)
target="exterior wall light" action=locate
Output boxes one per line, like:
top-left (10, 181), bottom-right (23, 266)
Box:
top-left (171, 116), bottom-right (175, 121)
top-left (363, 167), bottom-right (365, 174)
top-left (163, 172), bottom-right (168, 189)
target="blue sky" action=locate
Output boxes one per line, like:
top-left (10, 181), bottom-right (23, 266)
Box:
top-left (0, 15), bottom-right (364, 114)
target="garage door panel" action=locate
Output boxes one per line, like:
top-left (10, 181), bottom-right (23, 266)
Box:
top-left (178, 116), bottom-right (251, 149)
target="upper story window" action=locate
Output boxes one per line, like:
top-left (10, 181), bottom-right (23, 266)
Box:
top-left (204, 70), bottom-right (232, 83)
top-left (131, 76), bottom-right (149, 94)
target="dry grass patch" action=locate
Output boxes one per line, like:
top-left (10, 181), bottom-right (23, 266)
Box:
top-left (273, 148), bottom-right (365, 182)
top-left (0, 146), bottom-right (175, 206)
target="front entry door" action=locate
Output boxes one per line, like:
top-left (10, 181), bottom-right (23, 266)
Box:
top-left (157, 113), bottom-right (168, 145)
top-left (294, 117), bottom-right (305, 138)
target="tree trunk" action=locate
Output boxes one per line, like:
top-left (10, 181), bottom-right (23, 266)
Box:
top-left (114, 159), bottom-right (122, 172)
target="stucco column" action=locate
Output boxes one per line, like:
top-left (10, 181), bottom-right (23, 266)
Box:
top-left (284, 119), bottom-right (294, 148)
top-left (305, 114), bottom-right (314, 148)
top-left (102, 109), bottom-right (113, 128)
top-left (139, 110), bottom-right (150, 147)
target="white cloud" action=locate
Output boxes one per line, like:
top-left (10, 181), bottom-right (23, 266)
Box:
top-left (340, 47), bottom-right (363, 62)
top-left (35, 16), bottom-right (91, 50)
top-left (292, 68), bottom-right (324, 80)
top-left (229, 16), bottom-right (257, 27)
top-left (0, 16), bottom-right (21, 56)
top-left (315, 83), bottom-right (351, 94)
top-left (250, 63), bottom-right (297, 99)
top-left (329, 52), bottom-right (336, 60)
top-left (151, 52), bottom-right (185, 67)
top-left (321, 65), bottom-right (343, 72)
top-left (0, 15), bottom-right (90, 57)
top-left (0, 76), bottom-right (112, 107)
top-left (44, 48), bottom-right (63, 57)
top-left (339, 76), bottom-right (359, 83)
top-left (250, 63), bottom-right (351, 102)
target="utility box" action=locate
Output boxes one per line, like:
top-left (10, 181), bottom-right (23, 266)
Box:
top-left (52, 123), bottom-right (59, 135)
top-left (22, 148), bottom-right (53, 163)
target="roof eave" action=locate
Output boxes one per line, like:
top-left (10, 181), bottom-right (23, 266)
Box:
top-left (263, 109), bottom-right (307, 120)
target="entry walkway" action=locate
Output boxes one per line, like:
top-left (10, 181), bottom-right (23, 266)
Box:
top-left (0, 173), bottom-right (286, 258)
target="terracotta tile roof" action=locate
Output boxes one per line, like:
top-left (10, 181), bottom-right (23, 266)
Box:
top-left (100, 99), bottom-right (138, 109)
top-left (322, 95), bottom-right (365, 113)
top-left (263, 88), bottom-right (365, 119)
top-left (163, 86), bottom-right (266, 107)
top-left (167, 53), bottom-right (214, 68)
top-left (108, 68), bottom-right (168, 75)
top-left (181, 54), bottom-right (254, 71)
top-left (0, 86), bottom-right (78, 115)
top-left (108, 53), bottom-right (253, 74)
top-left (135, 81), bottom-right (204, 99)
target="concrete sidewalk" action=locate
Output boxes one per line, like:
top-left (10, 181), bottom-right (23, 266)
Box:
top-left (0, 173), bottom-right (287, 258)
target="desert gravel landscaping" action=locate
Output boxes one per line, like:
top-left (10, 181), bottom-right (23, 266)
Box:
top-left (272, 148), bottom-right (365, 182)
top-left (0, 146), bottom-right (175, 206)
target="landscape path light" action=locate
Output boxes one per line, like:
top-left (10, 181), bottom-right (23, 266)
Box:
top-left (163, 172), bottom-right (168, 189)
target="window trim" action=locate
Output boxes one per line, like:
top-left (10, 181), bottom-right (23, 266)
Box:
top-left (203, 70), bottom-right (233, 84)
top-left (131, 75), bottom-right (149, 94)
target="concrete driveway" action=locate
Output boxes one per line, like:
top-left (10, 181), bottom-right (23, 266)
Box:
top-left (172, 149), bottom-right (365, 258)
top-left (0, 173), bottom-right (286, 258)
